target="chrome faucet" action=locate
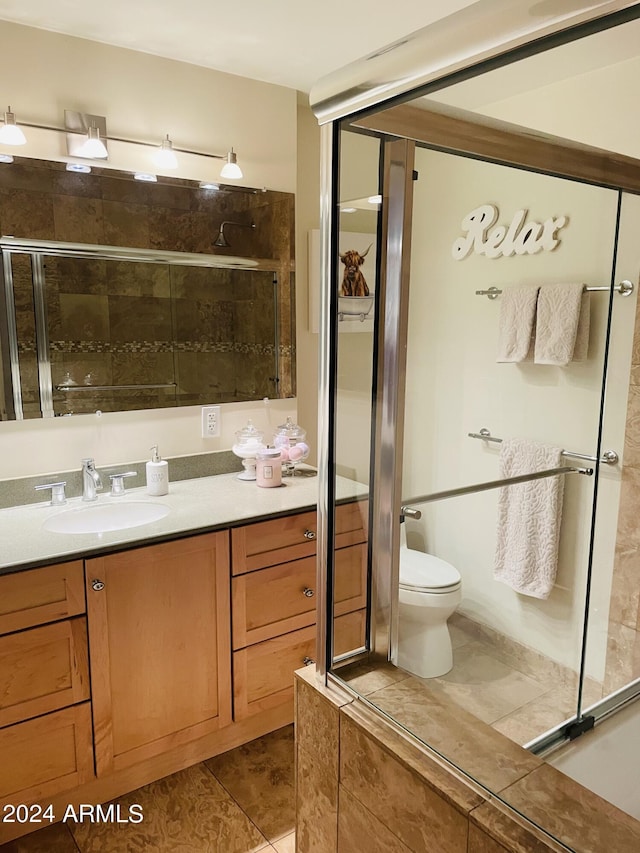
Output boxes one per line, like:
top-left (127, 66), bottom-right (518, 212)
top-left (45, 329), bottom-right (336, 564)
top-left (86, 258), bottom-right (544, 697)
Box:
top-left (81, 458), bottom-right (103, 502)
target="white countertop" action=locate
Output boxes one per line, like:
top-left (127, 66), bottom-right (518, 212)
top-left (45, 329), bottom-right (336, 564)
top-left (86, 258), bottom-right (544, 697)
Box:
top-left (0, 470), bottom-right (366, 574)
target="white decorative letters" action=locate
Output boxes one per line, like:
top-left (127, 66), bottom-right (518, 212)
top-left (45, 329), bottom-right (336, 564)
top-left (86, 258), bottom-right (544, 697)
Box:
top-left (451, 204), bottom-right (568, 260)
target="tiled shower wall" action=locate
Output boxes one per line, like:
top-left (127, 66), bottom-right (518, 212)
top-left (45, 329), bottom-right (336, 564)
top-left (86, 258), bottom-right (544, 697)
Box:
top-left (0, 157), bottom-right (295, 418)
top-left (606, 292), bottom-right (640, 693)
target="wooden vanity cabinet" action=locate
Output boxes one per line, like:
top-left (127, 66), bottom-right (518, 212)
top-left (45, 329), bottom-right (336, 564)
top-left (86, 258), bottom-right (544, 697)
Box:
top-left (85, 532), bottom-right (232, 776)
top-left (231, 500), bottom-right (368, 719)
top-left (0, 562), bottom-right (93, 815)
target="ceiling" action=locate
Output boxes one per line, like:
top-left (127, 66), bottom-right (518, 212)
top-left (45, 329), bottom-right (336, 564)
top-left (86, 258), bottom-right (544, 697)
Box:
top-left (0, 0), bottom-right (478, 94)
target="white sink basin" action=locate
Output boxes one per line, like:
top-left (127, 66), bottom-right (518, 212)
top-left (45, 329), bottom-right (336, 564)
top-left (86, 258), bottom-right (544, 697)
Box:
top-left (43, 501), bottom-right (170, 534)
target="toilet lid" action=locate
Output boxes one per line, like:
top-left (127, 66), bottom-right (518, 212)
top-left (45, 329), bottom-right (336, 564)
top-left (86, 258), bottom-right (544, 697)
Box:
top-left (399, 548), bottom-right (461, 591)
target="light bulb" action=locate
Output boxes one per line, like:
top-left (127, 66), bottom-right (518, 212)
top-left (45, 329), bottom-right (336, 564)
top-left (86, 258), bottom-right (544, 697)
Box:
top-left (66, 163), bottom-right (91, 173)
top-left (0, 107), bottom-right (26, 146)
top-left (154, 134), bottom-right (178, 169)
top-left (79, 125), bottom-right (108, 159)
top-left (220, 149), bottom-right (243, 180)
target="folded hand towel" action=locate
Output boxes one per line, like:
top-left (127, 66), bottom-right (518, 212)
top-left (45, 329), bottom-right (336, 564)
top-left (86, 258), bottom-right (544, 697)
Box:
top-left (571, 292), bottom-right (591, 362)
top-left (496, 285), bottom-right (540, 363)
top-left (534, 283), bottom-right (585, 365)
top-left (494, 438), bottom-right (564, 599)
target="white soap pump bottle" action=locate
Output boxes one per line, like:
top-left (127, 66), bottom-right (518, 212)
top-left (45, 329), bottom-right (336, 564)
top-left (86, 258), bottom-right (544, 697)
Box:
top-left (146, 445), bottom-right (169, 496)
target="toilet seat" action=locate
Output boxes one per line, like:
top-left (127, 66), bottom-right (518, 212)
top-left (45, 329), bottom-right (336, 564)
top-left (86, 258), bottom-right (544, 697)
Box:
top-left (399, 548), bottom-right (461, 594)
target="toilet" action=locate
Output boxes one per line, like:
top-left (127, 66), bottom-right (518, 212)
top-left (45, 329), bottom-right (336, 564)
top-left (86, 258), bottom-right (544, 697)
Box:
top-left (397, 521), bottom-right (462, 679)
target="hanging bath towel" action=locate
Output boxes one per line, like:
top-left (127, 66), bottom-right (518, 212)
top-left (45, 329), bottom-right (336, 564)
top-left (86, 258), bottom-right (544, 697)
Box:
top-left (494, 438), bottom-right (565, 599)
top-left (496, 285), bottom-right (540, 362)
top-left (534, 283), bottom-right (587, 365)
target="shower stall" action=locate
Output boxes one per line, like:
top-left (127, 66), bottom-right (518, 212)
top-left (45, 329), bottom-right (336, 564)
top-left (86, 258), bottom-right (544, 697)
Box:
top-left (310, 1), bottom-right (640, 848)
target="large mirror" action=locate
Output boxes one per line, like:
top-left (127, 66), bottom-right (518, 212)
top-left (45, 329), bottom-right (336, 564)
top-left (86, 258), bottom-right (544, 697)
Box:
top-left (0, 156), bottom-right (295, 420)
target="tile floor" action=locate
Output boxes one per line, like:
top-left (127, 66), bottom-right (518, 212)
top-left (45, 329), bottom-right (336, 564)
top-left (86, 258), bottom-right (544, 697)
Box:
top-left (0, 726), bottom-right (295, 853)
top-left (340, 621), bottom-right (603, 748)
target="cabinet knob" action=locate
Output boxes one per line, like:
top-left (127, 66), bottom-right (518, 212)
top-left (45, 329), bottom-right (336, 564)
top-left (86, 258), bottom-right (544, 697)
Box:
top-left (303, 587), bottom-right (315, 598)
top-left (303, 529), bottom-right (316, 540)
top-left (91, 579), bottom-right (105, 591)
top-left (303, 656), bottom-right (315, 666)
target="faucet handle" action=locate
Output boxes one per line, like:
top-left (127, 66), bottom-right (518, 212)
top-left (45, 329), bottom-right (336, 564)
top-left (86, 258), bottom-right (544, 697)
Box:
top-left (109, 471), bottom-right (137, 496)
top-left (35, 481), bottom-right (67, 506)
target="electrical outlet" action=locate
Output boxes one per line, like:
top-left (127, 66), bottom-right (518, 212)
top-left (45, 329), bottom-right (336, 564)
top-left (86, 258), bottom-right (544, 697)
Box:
top-left (201, 405), bottom-right (221, 438)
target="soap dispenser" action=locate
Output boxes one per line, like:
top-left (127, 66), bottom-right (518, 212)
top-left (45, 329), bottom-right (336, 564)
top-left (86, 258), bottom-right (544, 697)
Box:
top-left (146, 445), bottom-right (169, 496)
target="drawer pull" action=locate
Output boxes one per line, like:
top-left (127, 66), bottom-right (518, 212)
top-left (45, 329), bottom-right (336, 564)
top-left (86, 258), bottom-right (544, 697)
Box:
top-left (303, 656), bottom-right (315, 666)
top-left (303, 587), bottom-right (315, 598)
top-left (91, 579), bottom-right (105, 591)
top-left (303, 529), bottom-right (316, 540)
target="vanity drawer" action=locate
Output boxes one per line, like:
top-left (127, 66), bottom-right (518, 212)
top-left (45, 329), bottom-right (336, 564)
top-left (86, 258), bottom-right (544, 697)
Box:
top-left (0, 702), bottom-right (94, 808)
top-left (0, 617), bottom-right (90, 729)
top-left (232, 543), bottom-right (368, 649)
top-left (231, 501), bottom-right (368, 575)
top-left (233, 625), bottom-right (315, 720)
top-left (232, 556), bottom-right (316, 649)
top-left (0, 561), bottom-right (85, 636)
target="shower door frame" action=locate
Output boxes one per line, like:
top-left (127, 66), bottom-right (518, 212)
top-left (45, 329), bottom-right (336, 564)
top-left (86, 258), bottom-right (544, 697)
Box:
top-left (322, 98), bottom-right (640, 755)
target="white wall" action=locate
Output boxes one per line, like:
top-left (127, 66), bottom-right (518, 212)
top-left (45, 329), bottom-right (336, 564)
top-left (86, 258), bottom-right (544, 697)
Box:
top-left (402, 147), bottom-right (637, 677)
top-left (0, 21), bottom-right (297, 192)
top-left (0, 22), bottom-right (301, 480)
top-left (478, 55), bottom-right (640, 163)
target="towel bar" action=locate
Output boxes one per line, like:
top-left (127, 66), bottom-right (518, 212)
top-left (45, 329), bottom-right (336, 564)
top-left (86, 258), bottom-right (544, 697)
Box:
top-left (402, 465), bottom-right (592, 506)
top-left (469, 428), bottom-right (618, 465)
top-left (475, 280), bottom-right (634, 300)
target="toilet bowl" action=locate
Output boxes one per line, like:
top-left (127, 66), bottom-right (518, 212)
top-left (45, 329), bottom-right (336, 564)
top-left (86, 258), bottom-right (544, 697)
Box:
top-left (397, 523), bottom-right (462, 679)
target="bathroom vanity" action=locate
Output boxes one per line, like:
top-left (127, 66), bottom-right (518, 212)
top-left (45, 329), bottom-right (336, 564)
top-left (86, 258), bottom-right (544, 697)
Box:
top-left (0, 472), bottom-right (367, 843)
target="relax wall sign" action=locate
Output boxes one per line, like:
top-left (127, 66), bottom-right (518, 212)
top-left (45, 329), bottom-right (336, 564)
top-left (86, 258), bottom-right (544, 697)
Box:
top-left (451, 204), bottom-right (568, 260)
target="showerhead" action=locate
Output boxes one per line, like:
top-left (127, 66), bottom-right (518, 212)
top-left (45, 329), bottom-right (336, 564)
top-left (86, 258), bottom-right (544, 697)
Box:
top-left (213, 220), bottom-right (255, 249)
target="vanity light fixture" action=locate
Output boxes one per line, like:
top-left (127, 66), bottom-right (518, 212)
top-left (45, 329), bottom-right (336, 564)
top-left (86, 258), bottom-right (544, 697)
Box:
top-left (199, 181), bottom-right (220, 190)
top-left (0, 107), bottom-right (27, 146)
top-left (0, 153), bottom-right (14, 164)
top-left (154, 134), bottom-right (178, 170)
top-left (13, 107), bottom-right (245, 183)
top-left (79, 124), bottom-right (108, 159)
top-left (134, 172), bottom-right (158, 182)
top-left (220, 148), bottom-right (243, 180)
top-left (66, 162), bottom-right (91, 173)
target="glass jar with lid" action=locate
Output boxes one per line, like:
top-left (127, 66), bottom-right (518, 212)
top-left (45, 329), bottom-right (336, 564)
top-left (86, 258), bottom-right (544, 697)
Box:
top-left (232, 420), bottom-right (265, 480)
top-left (273, 417), bottom-right (310, 476)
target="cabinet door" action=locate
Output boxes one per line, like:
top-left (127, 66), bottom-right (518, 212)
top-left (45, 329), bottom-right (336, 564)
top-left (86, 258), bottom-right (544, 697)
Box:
top-left (0, 561), bottom-right (85, 636)
top-left (0, 703), bottom-right (94, 809)
top-left (86, 532), bottom-right (231, 775)
top-left (0, 617), bottom-right (89, 728)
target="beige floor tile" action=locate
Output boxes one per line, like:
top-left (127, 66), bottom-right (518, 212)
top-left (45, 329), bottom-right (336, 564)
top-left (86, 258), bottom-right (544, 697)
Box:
top-left (271, 832), bottom-right (295, 853)
top-left (69, 763), bottom-right (271, 853)
top-left (338, 661), bottom-right (410, 696)
top-left (0, 823), bottom-right (78, 853)
top-left (422, 642), bottom-right (548, 724)
top-left (205, 725), bottom-right (295, 843)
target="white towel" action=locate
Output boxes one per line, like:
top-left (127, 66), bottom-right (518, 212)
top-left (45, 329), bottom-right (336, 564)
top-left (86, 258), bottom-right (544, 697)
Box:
top-left (571, 292), bottom-right (591, 362)
top-left (496, 285), bottom-right (539, 363)
top-left (494, 438), bottom-right (564, 599)
top-left (534, 283), bottom-right (586, 365)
